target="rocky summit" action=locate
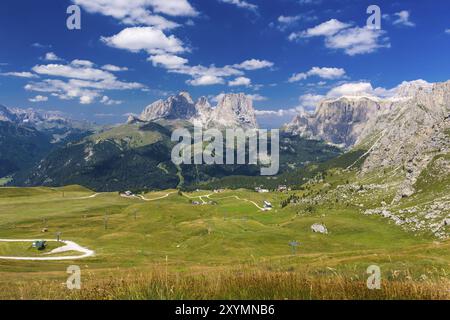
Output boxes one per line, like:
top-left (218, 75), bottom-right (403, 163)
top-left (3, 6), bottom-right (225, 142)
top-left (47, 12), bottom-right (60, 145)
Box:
top-left (132, 92), bottom-right (258, 130)
top-left (285, 80), bottom-right (442, 150)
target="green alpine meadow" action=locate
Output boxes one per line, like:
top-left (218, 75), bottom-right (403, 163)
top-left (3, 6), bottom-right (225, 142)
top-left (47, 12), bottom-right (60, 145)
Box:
top-left (0, 0), bottom-right (449, 303)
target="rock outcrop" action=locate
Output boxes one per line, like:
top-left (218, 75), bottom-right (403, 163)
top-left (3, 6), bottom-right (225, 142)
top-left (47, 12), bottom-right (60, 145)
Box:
top-left (311, 223), bottom-right (328, 234)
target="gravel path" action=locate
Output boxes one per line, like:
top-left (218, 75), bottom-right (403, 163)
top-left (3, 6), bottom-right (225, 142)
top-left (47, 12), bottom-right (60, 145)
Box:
top-left (0, 239), bottom-right (94, 261)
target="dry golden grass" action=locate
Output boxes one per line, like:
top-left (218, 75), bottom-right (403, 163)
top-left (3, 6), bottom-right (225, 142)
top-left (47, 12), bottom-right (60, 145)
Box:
top-left (4, 267), bottom-right (449, 300)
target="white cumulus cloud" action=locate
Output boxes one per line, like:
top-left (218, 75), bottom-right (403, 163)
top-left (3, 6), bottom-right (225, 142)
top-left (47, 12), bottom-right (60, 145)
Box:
top-left (234, 59), bottom-right (274, 70)
top-left (289, 19), bottom-right (350, 41)
top-left (73, 0), bottom-right (198, 30)
top-left (29, 95), bottom-right (48, 102)
top-left (101, 64), bottom-right (129, 72)
top-left (228, 77), bottom-right (251, 87)
top-left (289, 67), bottom-right (346, 82)
top-left (326, 82), bottom-right (374, 97)
top-left (187, 75), bottom-right (225, 86)
top-left (289, 19), bottom-right (390, 56)
top-left (148, 54), bottom-right (189, 69)
top-left (218, 0), bottom-right (258, 11)
top-left (102, 27), bottom-right (186, 55)
top-left (0, 71), bottom-right (38, 78)
top-left (44, 52), bottom-right (63, 61)
top-left (393, 11), bottom-right (415, 27)
top-left (26, 57), bottom-right (144, 105)
top-left (100, 95), bottom-right (123, 105)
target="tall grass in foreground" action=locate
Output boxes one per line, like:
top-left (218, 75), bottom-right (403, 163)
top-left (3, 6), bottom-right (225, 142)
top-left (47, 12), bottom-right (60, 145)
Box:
top-left (5, 269), bottom-right (450, 300)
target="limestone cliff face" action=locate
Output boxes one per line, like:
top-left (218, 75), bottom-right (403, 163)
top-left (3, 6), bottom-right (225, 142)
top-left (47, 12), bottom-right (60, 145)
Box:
top-left (286, 80), bottom-right (450, 201)
top-left (360, 81), bottom-right (450, 201)
top-left (286, 97), bottom-right (392, 148)
top-left (209, 93), bottom-right (258, 130)
top-left (136, 92), bottom-right (258, 129)
top-left (139, 92), bottom-right (197, 122)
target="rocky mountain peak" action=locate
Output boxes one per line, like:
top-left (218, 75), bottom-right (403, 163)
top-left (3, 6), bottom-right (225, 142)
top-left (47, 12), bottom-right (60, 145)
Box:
top-left (178, 91), bottom-right (194, 104)
top-left (285, 80), bottom-right (442, 148)
top-left (138, 92), bottom-right (258, 129)
top-left (196, 96), bottom-right (211, 108)
top-left (394, 79), bottom-right (433, 98)
top-left (140, 92), bottom-right (197, 122)
top-left (285, 95), bottom-right (389, 148)
top-left (0, 104), bottom-right (17, 122)
top-left (210, 93), bottom-right (258, 129)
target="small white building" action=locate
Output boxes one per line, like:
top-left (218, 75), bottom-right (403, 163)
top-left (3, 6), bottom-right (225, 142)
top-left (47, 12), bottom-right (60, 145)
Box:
top-left (255, 186), bottom-right (269, 193)
top-left (264, 201), bottom-right (273, 210)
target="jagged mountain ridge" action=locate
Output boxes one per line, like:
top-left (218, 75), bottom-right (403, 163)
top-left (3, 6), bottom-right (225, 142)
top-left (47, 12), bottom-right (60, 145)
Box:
top-left (1, 105), bottom-right (82, 127)
top-left (285, 96), bottom-right (393, 148)
top-left (285, 80), bottom-right (437, 148)
top-left (286, 79), bottom-right (450, 202)
top-left (359, 81), bottom-right (450, 201)
top-left (133, 92), bottom-right (258, 129)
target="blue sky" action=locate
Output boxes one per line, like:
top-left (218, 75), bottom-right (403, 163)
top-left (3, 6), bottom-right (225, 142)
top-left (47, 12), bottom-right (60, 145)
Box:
top-left (0, 0), bottom-right (449, 127)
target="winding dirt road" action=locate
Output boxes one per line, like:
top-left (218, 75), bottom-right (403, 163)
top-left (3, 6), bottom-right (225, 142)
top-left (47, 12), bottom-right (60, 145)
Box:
top-left (120, 191), bottom-right (178, 201)
top-left (0, 239), bottom-right (94, 261)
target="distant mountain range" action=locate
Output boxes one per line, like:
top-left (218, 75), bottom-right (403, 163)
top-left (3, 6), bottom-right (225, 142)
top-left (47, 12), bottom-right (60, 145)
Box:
top-left (2, 80), bottom-right (449, 200)
top-left (5, 93), bottom-right (339, 191)
top-left (0, 105), bottom-right (92, 133)
top-left (0, 105), bottom-right (94, 178)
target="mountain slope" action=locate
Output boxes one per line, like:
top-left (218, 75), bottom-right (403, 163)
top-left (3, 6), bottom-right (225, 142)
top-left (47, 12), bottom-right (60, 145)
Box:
top-left (359, 81), bottom-right (450, 201)
top-left (283, 80), bottom-right (449, 239)
top-left (0, 105), bottom-right (95, 178)
top-left (14, 120), bottom-right (341, 191)
top-left (0, 121), bottom-right (52, 177)
top-left (286, 81), bottom-right (450, 195)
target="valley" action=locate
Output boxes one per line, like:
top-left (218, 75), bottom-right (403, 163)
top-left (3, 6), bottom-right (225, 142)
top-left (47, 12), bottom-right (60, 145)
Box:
top-left (0, 161), bottom-right (448, 299)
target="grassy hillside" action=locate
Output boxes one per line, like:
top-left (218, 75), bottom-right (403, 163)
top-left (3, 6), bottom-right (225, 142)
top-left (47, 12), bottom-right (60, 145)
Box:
top-left (0, 121), bottom-right (52, 177)
top-left (0, 184), bottom-right (448, 299)
top-left (0, 120), bottom-right (93, 179)
top-left (13, 122), bottom-right (342, 192)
